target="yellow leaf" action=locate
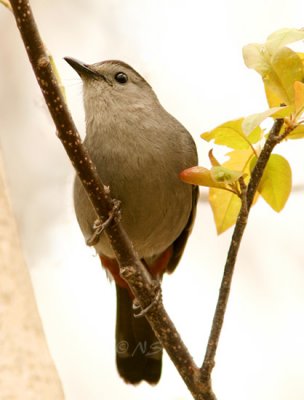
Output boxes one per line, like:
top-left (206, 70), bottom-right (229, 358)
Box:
top-left (287, 124), bottom-right (304, 139)
top-left (201, 119), bottom-right (262, 149)
top-left (224, 148), bottom-right (259, 204)
top-left (224, 148), bottom-right (255, 172)
top-left (297, 52), bottom-right (304, 60)
top-left (209, 188), bottom-right (241, 234)
top-left (243, 42), bottom-right (304, 107)
top-left (49, 54), bottom-right (67, 101)
top-left (0, 0), bottom-right (12, 10)
top-left (297, 52), bottom-right (304, 69)
top-left (294, 81), bottom-right (304, 116)
top-left (257, 154), bottom-right (292, 211)
top-left (179, 166), bottom-right (227, 189)
top-left (265, 28), bottom-right (304, 54)
top-left (208, 149), bottom-right (256, 234)
top-left (265, 47), bottom-right (304, 106)
top-left (242, 106), bottom-right (291, 135)
top-left (243, 43), bottom-right (269, 74)
top-left (264, 83), bottom-right (284, 108)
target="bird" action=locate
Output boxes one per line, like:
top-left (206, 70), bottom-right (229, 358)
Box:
top-left (65, 57), bottom-right (198, 385)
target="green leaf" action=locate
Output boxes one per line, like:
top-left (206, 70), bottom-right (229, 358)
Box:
top-left (254, 154), bottom-right (292, 211)
top-left (201, 118), bottom-right (262, 149)
top-left (210, 166), bottom-right (243, 184)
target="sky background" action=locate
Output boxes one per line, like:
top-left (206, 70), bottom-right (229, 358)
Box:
top-left (1, 0), bottom-right (304, 399)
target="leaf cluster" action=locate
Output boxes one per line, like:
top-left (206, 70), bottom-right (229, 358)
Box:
top-left (180, 28), bottom-right (304, 233)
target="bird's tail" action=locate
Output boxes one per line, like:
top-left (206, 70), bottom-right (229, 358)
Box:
top-left (115, 283), bottom-right (162, 384)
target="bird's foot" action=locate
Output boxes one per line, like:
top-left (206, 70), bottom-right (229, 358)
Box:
top-left (86, 199), bottom-right (121, 246)
top-left (132, 283), bottom-right (162, 318)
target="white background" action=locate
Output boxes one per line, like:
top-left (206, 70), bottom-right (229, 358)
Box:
top-left (1, 1), bottom-right (304, 399)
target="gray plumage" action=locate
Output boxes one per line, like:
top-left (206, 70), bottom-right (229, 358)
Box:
top-left (65, 57), bottom-right (198, 384)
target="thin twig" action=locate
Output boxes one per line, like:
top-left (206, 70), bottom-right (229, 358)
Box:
top-left (201, 118), bottom-right (284, 380)
top-left (8, 0), bottom-right (214, 398)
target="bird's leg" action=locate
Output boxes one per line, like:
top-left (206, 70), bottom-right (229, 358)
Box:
top-left (132, 281), bottom-right (162, 318)
top-left (86, 199), bottom-right (121, 246)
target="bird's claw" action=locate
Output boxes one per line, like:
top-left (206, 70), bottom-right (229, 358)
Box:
top-left (132, 287), bottom-right (161, 318)
top-left (86, 199), bottom-right (121, 246)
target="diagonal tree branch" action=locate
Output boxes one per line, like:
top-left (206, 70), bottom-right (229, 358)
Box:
top-left (8, 0), bottom-right (214, 398)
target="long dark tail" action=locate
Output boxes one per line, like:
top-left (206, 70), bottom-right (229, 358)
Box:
top-left (115, 284), bottom-right (162, 384)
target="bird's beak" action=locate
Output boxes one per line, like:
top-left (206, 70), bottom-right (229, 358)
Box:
top-left (64, 57), bottom-right (112, 85)
top-left (64, 57), bottom-right (98, 78)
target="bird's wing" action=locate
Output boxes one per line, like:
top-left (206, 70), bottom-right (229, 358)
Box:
top-left (166, 185), bottom-right (199, 273)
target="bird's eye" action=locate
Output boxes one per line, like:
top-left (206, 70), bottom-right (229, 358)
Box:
top-left (115, 72), bottom-right (128, 84)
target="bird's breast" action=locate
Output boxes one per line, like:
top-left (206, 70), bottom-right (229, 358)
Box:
top-left (74, 120), bottom-right (193, 259)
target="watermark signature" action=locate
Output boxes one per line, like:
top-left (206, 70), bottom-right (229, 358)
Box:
top-left (116, 340), bottom-right (162, 357)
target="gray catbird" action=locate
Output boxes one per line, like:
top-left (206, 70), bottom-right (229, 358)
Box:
top-left (65, 57), bottom-right (198, 385)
